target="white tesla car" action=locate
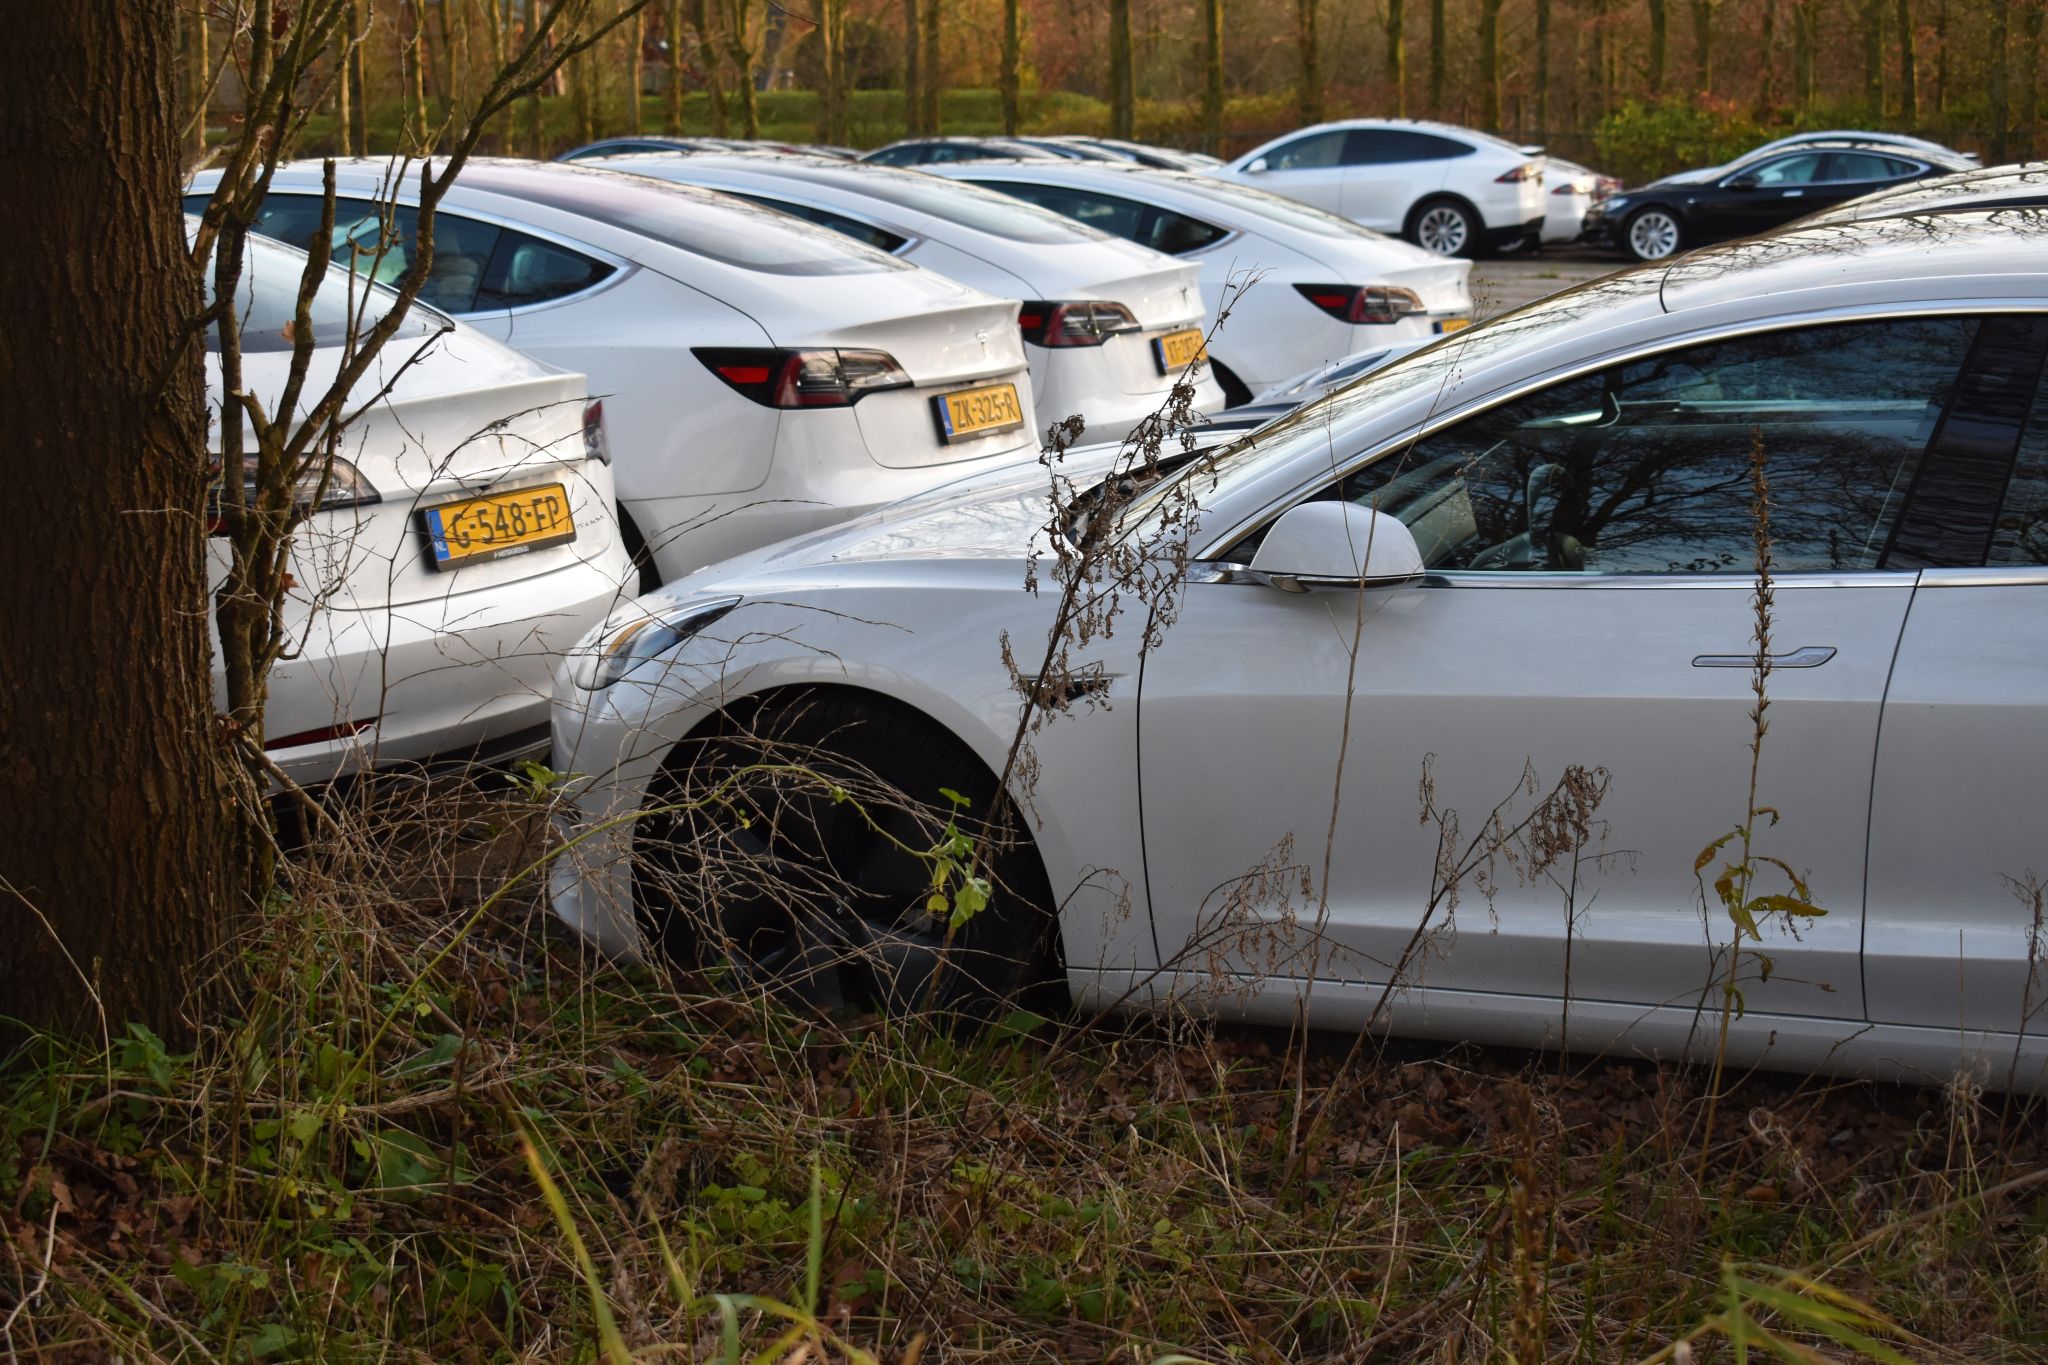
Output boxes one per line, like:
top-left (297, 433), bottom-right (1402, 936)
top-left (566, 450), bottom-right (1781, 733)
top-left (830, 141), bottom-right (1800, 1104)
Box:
top-left (922, 160), bottom-right (1473, 404)
top-left (580, 153), bottom-right (1224, 440)
top-left (1209, 119), bottom-right (1549, 258)
top-left (206, 228), bottom-right (630, 785)
top-left (546, 210), bottom-right (2048, 1090)
top-left (1540, 157), bottom-right (1603, 243)
top-left (189, 160), bottom-right (1038, 585)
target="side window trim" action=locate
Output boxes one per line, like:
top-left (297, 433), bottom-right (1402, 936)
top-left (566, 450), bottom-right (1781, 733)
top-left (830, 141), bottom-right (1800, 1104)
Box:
top-left (1199, 309), bottom-right (2018, 572)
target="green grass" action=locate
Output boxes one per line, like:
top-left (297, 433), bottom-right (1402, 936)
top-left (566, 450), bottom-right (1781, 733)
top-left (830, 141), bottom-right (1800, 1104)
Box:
top-left (4, 777), bottom-right (2046, 1361)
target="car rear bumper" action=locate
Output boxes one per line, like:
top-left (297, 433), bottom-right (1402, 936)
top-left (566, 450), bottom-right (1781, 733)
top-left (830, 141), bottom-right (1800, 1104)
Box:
top-left (1483, 215), bottom-right (1548, 251)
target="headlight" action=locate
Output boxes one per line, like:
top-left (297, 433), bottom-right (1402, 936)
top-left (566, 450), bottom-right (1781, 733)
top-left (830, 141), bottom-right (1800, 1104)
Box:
top-left (575, 596), bottom-right (741, 691)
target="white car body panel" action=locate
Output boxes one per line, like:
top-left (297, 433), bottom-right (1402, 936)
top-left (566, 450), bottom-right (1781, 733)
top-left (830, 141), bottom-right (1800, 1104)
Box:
top-left (547, 214), bottom-right (2048, 1091)
top-left (191, 159), bottom-right (1039, 585)
top-left (581, 153), bottom-right (1224, 441)
top-left (1541, 157), bottom-right (1599, 242)
top-left (213, 234), bottom-right (632, 785)
top-left (927, 161), bottom-right (1476, 396)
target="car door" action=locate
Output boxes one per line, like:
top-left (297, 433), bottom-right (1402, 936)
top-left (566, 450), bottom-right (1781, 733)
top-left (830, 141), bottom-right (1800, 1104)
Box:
top-left (1137, 315), bottom-right (1982, 1040)
top-left (1707, 152), bottom-right (1828, 239)
top-left (1241, 129), bottom-right (1352, 215)
top-left (1863, 313), bottom-right (2048, 1049)
top-left (1337, 130), bottom-right (1468, 231)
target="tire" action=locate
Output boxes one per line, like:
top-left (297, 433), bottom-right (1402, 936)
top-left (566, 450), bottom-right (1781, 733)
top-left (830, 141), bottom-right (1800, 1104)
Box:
top-left (634, 691), bottom-right (1058, 1018)
top-left (1407, 197), bottom-right (1483, 258)
top-left (1623, 206), bottom-right (1684, 262)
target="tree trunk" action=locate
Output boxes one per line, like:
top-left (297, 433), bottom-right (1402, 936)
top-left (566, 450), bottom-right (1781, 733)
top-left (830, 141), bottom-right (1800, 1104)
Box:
top-left (0, 0), bottom-right (245, 1044)
top-left (999, 0), bottom-right (1021, 135)
top-left (402, 0), bottom-right (430, 139)
top-left (346, 0), bottom-right (369, 154)
top-left (726, 0), bottom-right (759, 138)
top-left (1648, 0), bottom-right (1667, 95)
top-left (1691, 0), bottom-right (1711, 93)
top-left (1534, 0), bottom-right (1550, 128)
top-left (1990, 0), bottom-right (2011, 161)
top-left (901, 0), bottom-right (919, 133)
top-left (919, 0), bottom-right (939, 134)
top-left (1478, 0), bottom-right (1502, 127)
top-left (667, 0), bottom-right (685, 131)
top-left (2023, 1), bottom-right (2043, 158)
top-left (1795, 0), bottom-right (1817, 112)
top-left (1202, 0), bottom-right (1224, 154)
top-left (690, 0), bottom-right (728, 135)
top-left (1382, 0), bottom-right (1403, 116)
top-left (1863, 0), bottom-right (1884, 114)
top-left (1896, 0), bottom-right (1916, 119)
top-left (525, 0), bottom-right (548, 154)
top-left (571, 40), bottom-right (595, 142)
top-left (1297, 0), bottom-right (1323, 124)
top-left (1758, 0), bottom-right (1777, 115)
top-left (1428, 0), bottom-right (1444, 115)
top-left (627, 0), bottom-right (644, 134)
top-left (1591, 0), bottom-right (1611, 117)
top-left (1108, 0), bottom-right (1133, 138)
top-left (183, 2), bottom-right (209, 161)
top-left (1933, 0), bottom-right (1948, 111)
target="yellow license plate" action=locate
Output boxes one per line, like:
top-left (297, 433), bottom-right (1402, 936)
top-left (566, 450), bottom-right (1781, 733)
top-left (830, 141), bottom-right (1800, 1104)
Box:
top-left (421, 482), bottom-right (576, 569)
top-left (1152, 327), bottom-right (1208, 373)
top-left (1434, 317), bottom-right (1473, 334)
top-left (933, 382), bottom-right (1025, 443)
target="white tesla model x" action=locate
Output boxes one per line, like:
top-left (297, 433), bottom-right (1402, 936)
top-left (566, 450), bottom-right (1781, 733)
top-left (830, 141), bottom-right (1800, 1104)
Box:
top-left (547, 211), bottom-right (2048, 1092)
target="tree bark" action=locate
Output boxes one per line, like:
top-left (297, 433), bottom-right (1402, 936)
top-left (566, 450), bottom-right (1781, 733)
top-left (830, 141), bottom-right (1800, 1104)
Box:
top-left (690, 0), bottom-right (728, 135)
top-left (918, 0), bottom-right (939, 134)
top-left (1108, 0), bottom-right (1133, 138)
top-left (627, 0), bottom-right (644, 134)
top-left (723, 0), bottom-right (758, 138)
top-left (1297, 0), bottom-right (1323, 124)
top-left (1758, 0), bottom-right (1777, 114)
top-left (346, 0), bottom-right (369, 154)
top-left (1202, 0), bottom-right (1224, 154)
top-left (2023, 0), bottom-right (2043, 158)
top-left (1000, 0), bottom-right (1021, 135)
top-left (402, 0), bottom-right (430, 139)
top-left (666, 0), bottom-right (686, 131)
top-left (1478, 0), bottom-right (1502, 126)
top-left (1428, 0), bottom-right (1445, 115)
top-left (901, 0), bottom-right (919, 133)
top-left (1933, 0), bottom-right (1948, 111)
top-left (1863, 0), bottom-right (1884, 114)
top-left (0, 0), bottom-right (245, 1043)
top-left (184, 2), bottom-right (209, 161)
top-left (1383, 0), bottom-right (1404, 116)
top-left (1795, 0), bottom-right (1817, 112)
top-left (1896, 0), bottom-right (1916, 119)
top-left (1534, 0), bottom-right (1550, 128)
top-left (1648, 0), bottom-right (1667, 95)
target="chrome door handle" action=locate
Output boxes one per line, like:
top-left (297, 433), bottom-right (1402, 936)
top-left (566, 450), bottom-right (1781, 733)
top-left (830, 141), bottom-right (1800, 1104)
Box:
top-left (1782, 189), bottom-right (1804, 197)
top-left (1691, 645), bottom-right (1836, 669)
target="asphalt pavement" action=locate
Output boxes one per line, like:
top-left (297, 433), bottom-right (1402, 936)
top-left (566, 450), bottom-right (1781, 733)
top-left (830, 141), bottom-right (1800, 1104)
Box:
top-left (1468, 246), bottom-right (1623, 319)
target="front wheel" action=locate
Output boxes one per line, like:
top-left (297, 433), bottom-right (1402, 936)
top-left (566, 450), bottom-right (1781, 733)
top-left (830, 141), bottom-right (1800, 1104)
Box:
top-left (635, 692), bottom-right (1058, 1018)
top-left (1623, 207), bottom-right (1684, 262)
top-left (1408, 198), bottom-right (1482, 258)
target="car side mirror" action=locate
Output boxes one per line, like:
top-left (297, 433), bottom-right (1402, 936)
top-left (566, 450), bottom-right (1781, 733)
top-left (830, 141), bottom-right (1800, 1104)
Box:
top-left (1247, 501), bottom-right (1425, 591)
top-left (1727, 173), bottom-right (1760, 191)
top-left (1245, 155), bottom-right (1270, 174)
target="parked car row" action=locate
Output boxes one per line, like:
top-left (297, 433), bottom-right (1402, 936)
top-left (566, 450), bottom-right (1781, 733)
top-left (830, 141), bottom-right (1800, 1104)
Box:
top-left (201, 127), bottom-right (2048, 1092)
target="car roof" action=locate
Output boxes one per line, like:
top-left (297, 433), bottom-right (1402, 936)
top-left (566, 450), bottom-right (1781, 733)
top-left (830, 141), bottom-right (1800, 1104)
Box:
top-left (1795, 160), bottom-right (2048, 224)
top-left (1715, 139), bottom-right (1972, 174)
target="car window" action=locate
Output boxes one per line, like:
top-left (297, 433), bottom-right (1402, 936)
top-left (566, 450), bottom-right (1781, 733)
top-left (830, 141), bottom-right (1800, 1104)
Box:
top-left (207, 194), bottom-right (506, 314)
top-left (1345, 129), bottom-right (1473, 163)
top-left (476, 229), bottom-right (616, 308)
top-left (1827, 152), bottom-right (1917, 182)
top-left (803, 167), bottom-right (1113, 244)
top-left (1263, 130), bottom-right (1349, 171)
top-left (1991, 356), bottom-right (2048, 566)
top-left (1171, 175), bottom-right (1397, 242)
top-left (1746, 153), bottom-right (1826, 186)
top-left (203, 229), bottom-right (439, 354)
top-left (732, 192), bottom-right (908, 252)
top-left (978, 180), bottom-right (1228, 254)
top-left (1314, 318), bottom-right (1978, 575)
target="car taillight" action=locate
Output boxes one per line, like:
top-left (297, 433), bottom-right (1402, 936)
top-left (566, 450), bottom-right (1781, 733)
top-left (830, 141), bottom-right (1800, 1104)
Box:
top-left (1293, 284), bottom-right (1426, 326)
top-left (207, 454), bottom-right (382, 533)
top-left (1015, 300), bottom-right (1142, 348)
top-left (582, 400), bottom-right (610, 464)
top-left (1496, 161), bottom-right (1545, 184)
top-left (1553, 179), bottom-right (1595, 196)
top-left (693, 347), bottom-right (912, 408)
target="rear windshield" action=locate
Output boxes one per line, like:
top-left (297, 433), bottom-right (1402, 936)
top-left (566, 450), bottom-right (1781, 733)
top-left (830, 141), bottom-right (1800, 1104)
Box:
top-left (1178, 175), bottom-right (1398, 242)
top-left (461, 165), bottom-right (907, 275)
top-left (200, 223), bottom-right (440, 354)
top-left (802, 166), bottom-right (1113, 244)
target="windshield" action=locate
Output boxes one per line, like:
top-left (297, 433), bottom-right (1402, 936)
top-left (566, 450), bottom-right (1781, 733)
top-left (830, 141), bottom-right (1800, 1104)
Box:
top-left (461, 164), bottom-right (907, 274)
top-left (200, 223), bottom-right (441, 354)
top-left (799, 164), bottom-right (1115, 244)
top-left (1117, 268), bottom-right (1669, 531)
top-left (1175, 175), bottom-right (1400, 242)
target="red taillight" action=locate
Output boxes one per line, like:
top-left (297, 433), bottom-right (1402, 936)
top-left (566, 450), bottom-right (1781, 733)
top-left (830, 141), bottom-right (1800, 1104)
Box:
top-left (265, 717), bottom-right (377, 751)
top-left (1496, 161), bottom-right (1544, 184)
top-left (1293, 283), bottom-right (1426, 326)
top-left (582, 400), bottom-right (610, 464)
top-left (1016, 299), bottom-right (1142, 348)
top-left (693, 347), bottom-right (912, 408)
